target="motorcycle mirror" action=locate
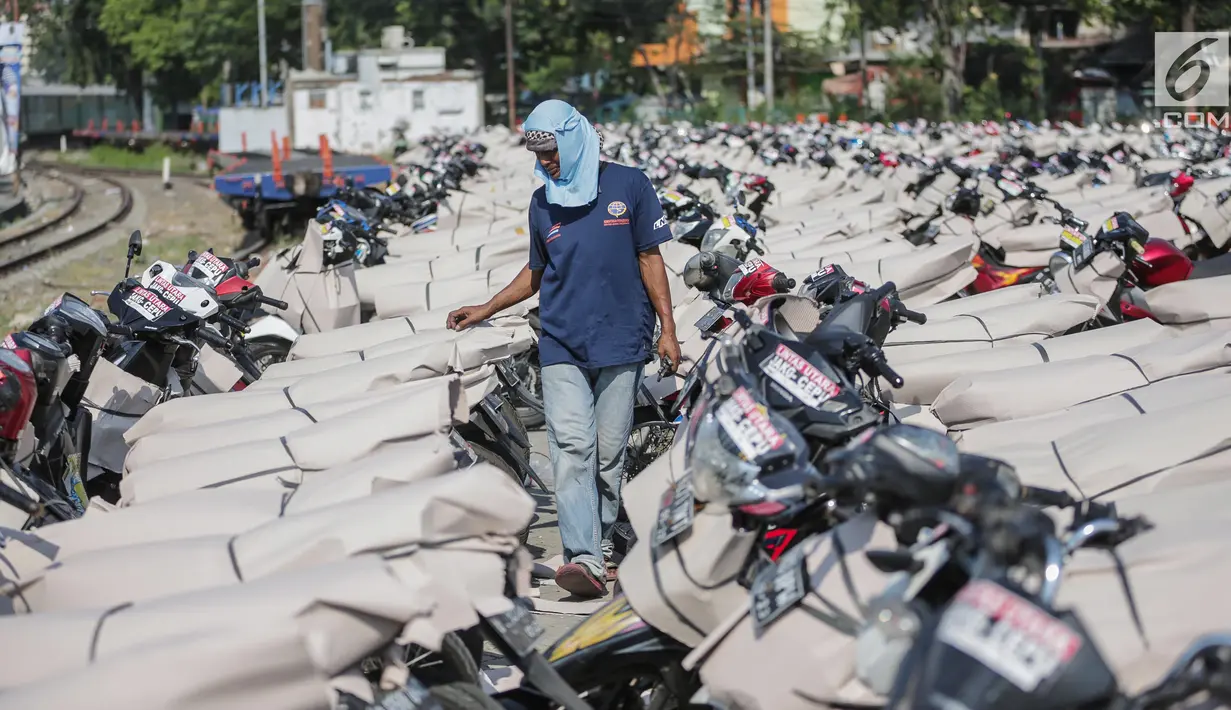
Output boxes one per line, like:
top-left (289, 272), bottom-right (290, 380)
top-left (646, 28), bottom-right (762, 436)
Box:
top-left (124, 230), bottom-right (143, 278)
top-left (247, 255), bottom-right (261, 268)
top-left (396, 173), bottom-right (409, 187)
top-left (736, 192), bottom-right (746, 206)
top-left (236, 261), bottom-right (250, 279)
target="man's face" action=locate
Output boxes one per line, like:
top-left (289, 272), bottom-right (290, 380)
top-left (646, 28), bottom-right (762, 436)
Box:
top-left (535, 150), bottom-right (561, 179)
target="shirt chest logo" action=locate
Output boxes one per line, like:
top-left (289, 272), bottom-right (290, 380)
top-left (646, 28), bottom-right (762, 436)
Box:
top-left (546, 223), bottom-right (562, 243)
top-left (607, 201), bottom-right (628, 217)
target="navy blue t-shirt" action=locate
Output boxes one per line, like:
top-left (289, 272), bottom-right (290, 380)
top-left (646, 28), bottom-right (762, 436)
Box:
top-left (528, 163), bottom-right (672, 369)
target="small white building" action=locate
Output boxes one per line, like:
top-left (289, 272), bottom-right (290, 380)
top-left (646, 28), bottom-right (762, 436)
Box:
top-left (218, 26), bottom-right (484, 155)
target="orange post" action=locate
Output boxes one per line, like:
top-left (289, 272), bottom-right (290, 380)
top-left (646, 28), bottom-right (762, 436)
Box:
top-left (132, 120), bottom-right (140, 133)
top-left (818, 113), bottom-right (829, 124)
top-left (101, 118), bottom-right (109, 132)
top-left (282, 135), bottom-right (291, 159)
top-left (796, 113), bottom-right (805, 124)
top-left (838, 113), bottom-right (847, 122)
top-left (241, 132), bottom-right (248, 152)
top-left (319, 134), bottom-right (333, 181)
top-left (87, 119), bottom-right (94, 132)
top-left (270, 131), bottom-right (283, 187)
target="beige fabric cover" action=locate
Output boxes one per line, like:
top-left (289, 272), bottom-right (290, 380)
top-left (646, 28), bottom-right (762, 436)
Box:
top-left (955, 370), bottom-right (1231, 453)
top-left (0, 619), bottom-right (358, 710)
top-left (1057, 478), bottom-right (1231, 691)
top-left (190, 344), bottom-right (244, 394)
top-left (0, 555), bottom-right (431, 690)
top-left (618, 436), bottom-right (759, 648)
top-left (127, 375), bottom-right (459, 444)
top-left (931, 328), bottom-right (1231, 429)
top-left (118, 390), bottom-right (458, 503)
top-left (688, 515), bottom-right (895, 710)
top-left (969, 393), bottom-right (1231, 500)
top-left (374, 273), bottom-right (494, 319)
top-left (915, 283), bottom-right (1046, 318)
top-left (881, 294), bottom-right (1100, 365)
top-left (890, 318), bottom-right (1172, 406)
top-left (1053, 250), bottom-right (1126, 308)
top-left (82, 359), bottom-right (164, 480)
top-left (776, 239), bottom-right (979, 307)
top-left (33, 432), bottom-right (459, 562)
top-left (123, 374), bottom-right (465, 473)
top-left (6, 463), bottom-right (532, 613)
top-left (1141, 274), bottom-right (1231, 330)
top-left (254, 224), bottom-right (361, 334)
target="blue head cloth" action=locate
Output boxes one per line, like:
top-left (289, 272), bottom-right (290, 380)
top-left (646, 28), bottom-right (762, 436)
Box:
top-left (524, 100), bottom-right (601, 208)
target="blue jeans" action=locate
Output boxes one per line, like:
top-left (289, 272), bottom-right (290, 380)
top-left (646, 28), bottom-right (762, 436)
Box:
top-left (542, 362), bottom-right (642, 578)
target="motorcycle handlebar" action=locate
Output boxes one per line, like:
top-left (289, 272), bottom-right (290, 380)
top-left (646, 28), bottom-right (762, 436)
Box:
top-left (107, 322), bottom-right (133, 337)
top-left (892, 301), bottom-right (927, 325)
top-left (771, 273), bottom-right (796, 294)
top-left (863, 347), bottom-right (903, 388)
top-left (258, 295), bottom-right (289, 310)
top-left (197, 327), bottom-right (230, 350)
top-left (216, 313), bottom-right (250, 334)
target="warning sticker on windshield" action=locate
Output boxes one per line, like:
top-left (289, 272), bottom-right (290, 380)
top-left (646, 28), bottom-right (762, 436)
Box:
top-left (192, 252), bottom-right (228, 284)
top-left (124, 286), bottom-right (172, 321)
top-left (1059, 228), bottom-right (1085, 250)
top-left (936, 580), bottom-right (1081, 692)
top-left (997, 178), bottom-right (1024, 197)
top-left (715, 386), bottom-right (784, 460)
top-left (149, 275), bottom-right (186, 305)
top-left (760, 343), bottom-right (841, 409)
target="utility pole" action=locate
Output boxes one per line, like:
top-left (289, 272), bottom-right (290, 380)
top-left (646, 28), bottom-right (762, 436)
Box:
top-left (762, 0), bottom-right (774, 115)
top-left (744, 0), bottom-right (756, 110)
top-left (258, 0), bottom-right (269, 107)
top-left (505, 0), bottom-right (516, 130)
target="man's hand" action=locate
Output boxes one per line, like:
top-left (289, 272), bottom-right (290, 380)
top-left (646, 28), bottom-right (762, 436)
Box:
top-left (447, 304), bottom-right (491, 331)
top-left (657, 327), bottom-right (682, 375)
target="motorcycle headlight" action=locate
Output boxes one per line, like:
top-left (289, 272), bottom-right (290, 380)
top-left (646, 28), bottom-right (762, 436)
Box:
top-left (685, 384), bottom-right (809, 505)
top-left (700, 226), bottom-right (728, 252)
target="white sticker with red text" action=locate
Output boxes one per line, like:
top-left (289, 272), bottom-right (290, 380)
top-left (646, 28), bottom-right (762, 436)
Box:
top-left (936, 580), bottom-right (1082, 692)
top-left (149, 275), bottom-right (186, 305)
top-left (124, 287), bottom-right (172, 321)
top-left (760, 343), bottom-right (841, 409)
top-left (192, 252), bottom-right (229, 284)
top-left (715, 386), bottom-right (785, 460)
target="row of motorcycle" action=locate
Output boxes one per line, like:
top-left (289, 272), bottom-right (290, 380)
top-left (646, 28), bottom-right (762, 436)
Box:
top-left (2, 119), bottom-right (1230, 709)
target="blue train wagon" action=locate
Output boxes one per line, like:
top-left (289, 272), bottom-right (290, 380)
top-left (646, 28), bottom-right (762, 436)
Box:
top-left (213, 151), bottom-right (393, 241)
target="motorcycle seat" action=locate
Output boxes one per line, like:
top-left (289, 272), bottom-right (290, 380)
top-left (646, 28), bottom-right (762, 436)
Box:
top-left (1188, 252), bottom-right (1231, 280)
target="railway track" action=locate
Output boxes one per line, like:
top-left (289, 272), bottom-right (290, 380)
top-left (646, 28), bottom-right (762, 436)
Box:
top-left (0, 167), bottom-right (134, 276)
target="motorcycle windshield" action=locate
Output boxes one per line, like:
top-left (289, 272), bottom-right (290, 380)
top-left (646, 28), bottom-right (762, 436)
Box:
top-left (891, 580), bottom-right (1116, 710)
top-left (107, 285), bottom-right (197, 331)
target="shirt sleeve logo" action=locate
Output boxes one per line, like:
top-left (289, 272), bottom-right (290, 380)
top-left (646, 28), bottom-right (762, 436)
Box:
top-left (607, 201), bottom-right (628, 217)
top-left (653, 214), bottom-right (668, 230)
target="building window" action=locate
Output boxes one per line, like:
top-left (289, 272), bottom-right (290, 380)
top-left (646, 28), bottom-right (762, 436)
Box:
top-left (413, 89), bottom-right (425, 110)
top-left (308, 90), bottom-right (327, 109)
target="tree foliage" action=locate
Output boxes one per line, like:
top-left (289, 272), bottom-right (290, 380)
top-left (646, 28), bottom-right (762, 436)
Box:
top-left (28, 0), bottom-right (675, 110)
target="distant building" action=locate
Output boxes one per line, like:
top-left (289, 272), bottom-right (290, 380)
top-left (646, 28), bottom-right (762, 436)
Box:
top-left (218, 26), bottom-right (483, 155)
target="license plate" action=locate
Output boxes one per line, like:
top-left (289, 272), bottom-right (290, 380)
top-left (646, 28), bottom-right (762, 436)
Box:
top-left (750, 543), bottom-right (808, 636)
top-left (486, 602), bottom-right (545, 657)
top-left (653, 475), bottom-right (696, 546)
top-left (370, 678), bottom-right (441, 710)
top-left (694, 306), bottom-right (725, 332)
top-left (936, 580), bottom-right (1081, 692)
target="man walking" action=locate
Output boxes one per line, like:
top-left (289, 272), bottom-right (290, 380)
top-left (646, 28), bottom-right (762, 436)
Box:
top-left (448, 99), bottom-right (680, 598)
